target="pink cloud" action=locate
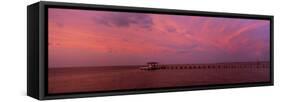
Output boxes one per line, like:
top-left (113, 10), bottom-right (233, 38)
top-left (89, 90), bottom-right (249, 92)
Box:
top-left (48, 8), bottom-right (270, 67)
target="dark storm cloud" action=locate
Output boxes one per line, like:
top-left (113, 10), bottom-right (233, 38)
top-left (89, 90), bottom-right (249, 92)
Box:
top-left (96, 13), bottom-right (154, 29)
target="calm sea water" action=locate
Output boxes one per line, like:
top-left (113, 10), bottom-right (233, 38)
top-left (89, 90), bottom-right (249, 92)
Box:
top-left (48, 62), bottom-right (270, 94)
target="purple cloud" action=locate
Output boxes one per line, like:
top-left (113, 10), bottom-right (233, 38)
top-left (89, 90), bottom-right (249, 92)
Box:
top-left (95, 12), bottom-right (154, 29)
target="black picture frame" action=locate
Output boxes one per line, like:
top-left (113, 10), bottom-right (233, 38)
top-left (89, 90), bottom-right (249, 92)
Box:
top-left (27, 1), bottom-right (274, 100)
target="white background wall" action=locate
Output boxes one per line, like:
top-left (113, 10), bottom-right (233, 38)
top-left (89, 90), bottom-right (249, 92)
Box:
top-left (0, 0), bottom-right (279, 101)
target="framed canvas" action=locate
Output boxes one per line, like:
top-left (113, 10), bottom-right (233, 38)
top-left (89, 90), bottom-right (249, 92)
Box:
top-left (27, 1), bottom-right (274, 100)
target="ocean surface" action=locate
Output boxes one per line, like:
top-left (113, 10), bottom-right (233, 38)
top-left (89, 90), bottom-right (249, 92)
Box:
top-left (48, 62), bottom-right (270, 94)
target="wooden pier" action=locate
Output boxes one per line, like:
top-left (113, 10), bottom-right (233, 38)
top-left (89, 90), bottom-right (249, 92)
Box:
top-left (140, 62), bottom-right (269, 70)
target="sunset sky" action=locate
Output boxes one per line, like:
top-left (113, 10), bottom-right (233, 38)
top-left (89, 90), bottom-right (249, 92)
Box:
top-left (48, 8), bottom-right (270, 68)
